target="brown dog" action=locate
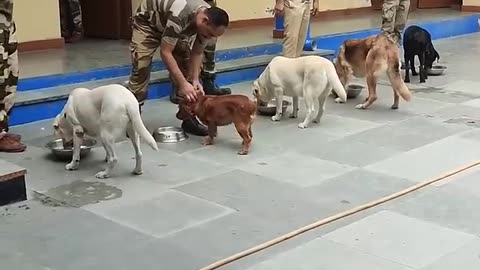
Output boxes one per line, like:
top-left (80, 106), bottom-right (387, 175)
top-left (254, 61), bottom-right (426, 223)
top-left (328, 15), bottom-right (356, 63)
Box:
top-left (334, 35), bottom-right (411, 110)
top-left (179, 94), bottom-right (256, 155)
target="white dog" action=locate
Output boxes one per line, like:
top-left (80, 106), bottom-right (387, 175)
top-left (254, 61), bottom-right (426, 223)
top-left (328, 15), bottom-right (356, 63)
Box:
top-left (252, 55), bottom-right (347, 129)
top-left (53, 84), bottom-right (159, 179)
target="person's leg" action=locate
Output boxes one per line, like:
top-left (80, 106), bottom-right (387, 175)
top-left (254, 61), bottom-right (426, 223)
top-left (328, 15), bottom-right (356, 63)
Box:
top-left (294, 3), bottom-right (310, 57)
top-left (0, 24), bottom-right (26, 152)
top-left (381, 0), bottom-right (400, 44)
top-left (128, 19), bottom-right (161, 110)
top-left (282, 1), bottom-right (304, 58)
top-left (201, 38), bottom-right (231, 95)
top-left (198, 0), bottom-right (230, 96)
top-left (394, 0), bottom-right (410, 45)
top-left (65, 0), bottom-right (83, 43)
top-left (172, 38), bottom-right (208, 136)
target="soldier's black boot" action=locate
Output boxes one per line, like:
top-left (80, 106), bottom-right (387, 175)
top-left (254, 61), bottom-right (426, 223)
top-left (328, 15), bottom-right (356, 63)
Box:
top-left (170, 82), bottom-right (179, 104)
top-left (181, 117), bottom-right (208, 136)
top-left (202, 72), bottom-right (231, 95)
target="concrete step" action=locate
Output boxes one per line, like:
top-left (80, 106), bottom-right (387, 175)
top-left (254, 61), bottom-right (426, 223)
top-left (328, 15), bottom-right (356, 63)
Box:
top-left (0, 159), bottom-right (27, 206)
top-left (11, 49), bottom-right (334, 126)
top-left (15, 49), bottom-right (334, 106)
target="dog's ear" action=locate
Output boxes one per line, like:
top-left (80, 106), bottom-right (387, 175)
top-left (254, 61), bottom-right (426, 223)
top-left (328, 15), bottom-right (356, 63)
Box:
top-left (435, 50), bottom-right (440, 61)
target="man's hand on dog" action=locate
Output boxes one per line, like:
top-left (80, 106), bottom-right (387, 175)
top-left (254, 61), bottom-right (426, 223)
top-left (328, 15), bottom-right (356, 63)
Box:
top-left (180, 81), bottom-right (203, 102)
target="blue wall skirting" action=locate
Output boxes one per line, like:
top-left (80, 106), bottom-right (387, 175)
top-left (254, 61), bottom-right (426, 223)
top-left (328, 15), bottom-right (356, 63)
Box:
top-left (17, 15), bottom-right (479, 92)
top-left (10, 65), bottom-right (267, 126)
top-left (10, 15), bottom-right (479, 126)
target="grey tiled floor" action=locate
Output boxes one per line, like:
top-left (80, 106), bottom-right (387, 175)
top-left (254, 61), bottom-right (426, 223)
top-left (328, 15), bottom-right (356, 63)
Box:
top-left (3, 33), bottom-right (480, 270)
top-left (18, 9), bottom-right (468, 78)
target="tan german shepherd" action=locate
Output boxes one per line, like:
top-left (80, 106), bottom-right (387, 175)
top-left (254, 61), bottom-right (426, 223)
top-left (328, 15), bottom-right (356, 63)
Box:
top-left (334, 35), bottom-right (411, 110)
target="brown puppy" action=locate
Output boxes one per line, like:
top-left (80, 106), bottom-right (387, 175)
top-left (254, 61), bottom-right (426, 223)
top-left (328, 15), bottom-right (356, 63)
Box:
top-left (179, 94), bottom-right (256, 155)
top-left (335, 35), bottom-right (411, 110)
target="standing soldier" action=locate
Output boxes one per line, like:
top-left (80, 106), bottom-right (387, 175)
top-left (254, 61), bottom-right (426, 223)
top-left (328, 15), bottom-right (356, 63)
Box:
top-left (170, 0), bottom-right (231, 104)
top-left (381, 0), bottom-right (410, 46)
top-left (274, 0), bottom-right (319, 58)
top-left (59, 0), bottom-right (83, 43)
top-left (128, 0), bottom-right (230, 136)
top-left (0, 0), bottom-right (26, 152)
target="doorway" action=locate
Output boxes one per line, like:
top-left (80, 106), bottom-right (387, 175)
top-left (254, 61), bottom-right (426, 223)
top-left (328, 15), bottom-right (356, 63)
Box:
top-left (417, 0), bottom-right (462, 8)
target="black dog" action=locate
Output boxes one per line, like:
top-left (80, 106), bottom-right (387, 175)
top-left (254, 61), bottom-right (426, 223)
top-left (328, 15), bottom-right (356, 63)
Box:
top-left (403, 25), bottom-right (440, 83)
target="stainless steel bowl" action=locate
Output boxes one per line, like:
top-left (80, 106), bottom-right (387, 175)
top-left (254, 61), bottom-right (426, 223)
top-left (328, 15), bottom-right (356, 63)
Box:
top-left (331, 84), bottom-right (364, 99)
top-left (347, 84), bottom-right (364, 99)
top-left (45, 138), bottom-right (97, 160)
top-left (153, 126), bottom-right (188, 143)
top-left (257, 100), bottom-right (291, 116)
top-left (427, 65), bottom-right (447, 76)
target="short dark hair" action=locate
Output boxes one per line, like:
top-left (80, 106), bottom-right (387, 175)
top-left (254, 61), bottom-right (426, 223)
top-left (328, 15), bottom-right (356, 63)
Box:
top-left (206, 6), bottom-right (229, 27)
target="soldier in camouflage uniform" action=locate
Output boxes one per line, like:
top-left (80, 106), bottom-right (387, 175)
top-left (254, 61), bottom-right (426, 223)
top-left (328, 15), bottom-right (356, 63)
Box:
top-left (169, 0), bottom-right (231, 104)
top-left (59, 0), bottom-right (83, 43)
top-left (128, 0), bottom-right (229, 136)
top-left (0, 0), bottom-right (26, 152)
top-left (381, 0), bottom-right (410, 45)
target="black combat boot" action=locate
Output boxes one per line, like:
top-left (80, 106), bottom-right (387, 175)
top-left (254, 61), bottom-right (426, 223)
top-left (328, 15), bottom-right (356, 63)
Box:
top-left (170, 81), bottom-right (179, 104)
top-left (202, 72), bottom-right (231, 95)
top-left (182, 117), bottom-right (208, 136)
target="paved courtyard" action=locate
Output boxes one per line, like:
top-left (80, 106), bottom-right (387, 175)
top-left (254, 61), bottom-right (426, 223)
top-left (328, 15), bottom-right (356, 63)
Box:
top-left (3, 33), bottom-right (480, 269)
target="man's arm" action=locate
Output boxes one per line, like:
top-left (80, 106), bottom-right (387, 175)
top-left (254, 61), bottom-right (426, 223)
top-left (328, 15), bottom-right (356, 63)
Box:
top-left (160, 42), bottom-right (188, 86)
top-left (189, 37), bottom-right (208, 82)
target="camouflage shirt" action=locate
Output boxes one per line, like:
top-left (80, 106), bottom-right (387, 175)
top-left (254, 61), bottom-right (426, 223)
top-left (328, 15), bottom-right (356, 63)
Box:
top-left (0, 0), bottom-right (14, 30)
top-left (134, 0), bottom-right (210, 47)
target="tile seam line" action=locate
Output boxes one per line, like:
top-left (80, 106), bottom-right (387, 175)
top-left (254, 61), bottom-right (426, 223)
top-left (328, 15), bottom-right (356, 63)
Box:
top-left (197, 161), bottom-right (480, 270)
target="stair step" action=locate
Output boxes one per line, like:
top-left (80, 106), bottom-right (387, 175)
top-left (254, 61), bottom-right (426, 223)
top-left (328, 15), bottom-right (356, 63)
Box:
top-left (15, 49), bottom-right (334, 106)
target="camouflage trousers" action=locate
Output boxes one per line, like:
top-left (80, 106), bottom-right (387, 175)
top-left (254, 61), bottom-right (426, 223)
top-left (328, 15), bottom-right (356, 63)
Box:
top-left (381, 0), bottom-right (410, 45)
top-left (0, 24), bottom-right (18, 132)
top-left (203, 0), bottom-right (217, 73)
top-left (59, 0), bottom-right (83, 38)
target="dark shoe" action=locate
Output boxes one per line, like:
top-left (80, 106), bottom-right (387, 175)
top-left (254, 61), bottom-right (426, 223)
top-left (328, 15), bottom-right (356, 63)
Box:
top-left (202, 72), bottom-right (231, 95)
top-left (0, 136), bottom-right (26, 153)
top-left (181, 117), bottom-right (208, 136)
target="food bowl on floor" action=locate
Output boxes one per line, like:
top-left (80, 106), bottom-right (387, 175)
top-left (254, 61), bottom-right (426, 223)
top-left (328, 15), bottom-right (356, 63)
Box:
top-left (332, 84), bottom-right (364, 99)
top-left (153, 126), bottom-right (188, 143)
top-left (46, 138), bottom-right (97, 160)
top-left (427, 64), bottom-right (447, 76)
top-left (346, 84), bottom-right (364, 99)
top-left (257, 100), bottom-right (291, 116)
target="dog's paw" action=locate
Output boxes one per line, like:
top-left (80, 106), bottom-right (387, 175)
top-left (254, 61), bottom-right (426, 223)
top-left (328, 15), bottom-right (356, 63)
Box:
top-left (237, 150), bottom-right (249, 155)
top-left (132, 169), bottom-right (143, 175)
top-left (334, 98), bottom-right (344, 104)
top-left (298, 123), bottom-right (308, 129)
top-left (391, 104), bottom-right (399, 110)
top-left (95, 171), bottom-right (110, 179)
top-left (356, 103), bottom-right (367, 110)
top-left (271, 115), bottom-right (281, 122)
top-left (289, 113), bottom-right (298, 119)
top-left (312, 118), bottom-right (320, 124)
top-left (65, 162), bottom-right (79, 171)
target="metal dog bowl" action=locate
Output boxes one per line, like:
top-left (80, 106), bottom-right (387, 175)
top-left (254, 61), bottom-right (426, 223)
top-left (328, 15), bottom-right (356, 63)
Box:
top-left (45, 138), bottom-right (96, 160)
top-left (257, 100), bottom-right (291, 116)
top-left (427, 64), bottom-right (447, 76)
top-left (153, 126), bottom-right (188, 143)
top-left (347, 84), bottom-right (364, 99)
top-left (331, 84), bottom-right (364, 99)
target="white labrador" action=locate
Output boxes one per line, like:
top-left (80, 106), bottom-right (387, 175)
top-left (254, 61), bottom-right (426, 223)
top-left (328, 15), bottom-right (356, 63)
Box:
top-left (253, 55), bottom-right (347, 129)
top-left (53, 84), bottom-right (158, 179)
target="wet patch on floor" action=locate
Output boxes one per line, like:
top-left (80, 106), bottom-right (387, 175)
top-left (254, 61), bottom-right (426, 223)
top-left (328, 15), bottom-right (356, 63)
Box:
top-left (40, 180), bottom-right (123, 207)
top-left (444, 117), bottom-right (480, 127)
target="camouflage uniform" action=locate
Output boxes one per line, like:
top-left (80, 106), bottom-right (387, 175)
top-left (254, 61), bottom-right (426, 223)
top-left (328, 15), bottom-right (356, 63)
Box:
top-left (59, 0), bottom-right (83, 43)
top-left (0, 0), bottom-right (26, 152)
top-left (199, 0), bottom-right (230, 96)
top-left (128, 0), bottom-right (212, 136)
top-left (381, 0), bottom-right (410, 45)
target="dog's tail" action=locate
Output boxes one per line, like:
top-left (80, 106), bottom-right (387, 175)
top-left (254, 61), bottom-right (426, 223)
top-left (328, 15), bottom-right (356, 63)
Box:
top-left (387, 61), bottom-right (412, 102)
top-left (326, 61), bottom-right (347, 103)
top-left (126, 103), bottom-right (159, 151)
